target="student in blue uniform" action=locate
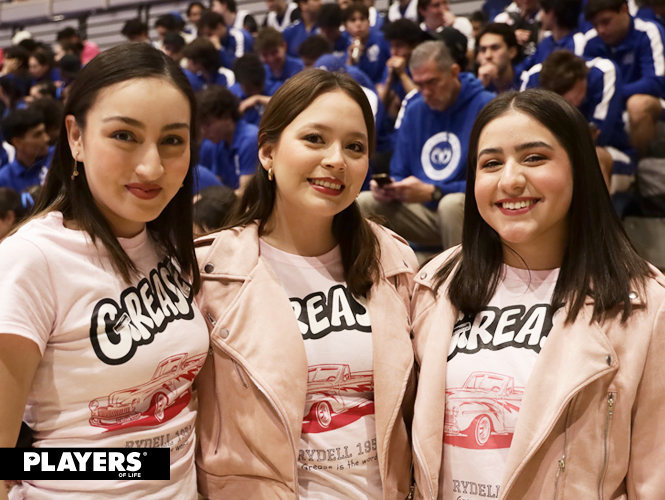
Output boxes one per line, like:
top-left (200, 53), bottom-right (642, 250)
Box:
top-left (318, 3), bottom-right (352, 59)
top-left (297, 34), bottom-right (335, 67)
top-left (283, 0), bottom-right (323, 57)
top-left (229, 54), bottom-right (274, 126)
top-left (521, 50), bottom-right (634, 192)
top-left (28, 49), bottom-right (61, 88)
top-left (197, 10), bottom-right (254, 69)
top-left (197, 86), bottom-right (259, 192)
top-left (636, 0), bottom-right (665, 29)
top-left (476, 23), bottom-right (523, 92)
top-left (0, 109), bottom-right (52, 192)
top-left (255, 27), bottom-right (305, 92)
top-left (263, 0), bottom-right (301, 32)
top-left (358, 41), bottom-right (495, 250)
top-left (584, 0), bottom-right (665, 155)
top-left (182, 38), bottom-right (235, 91)
top-left (344, 3), bottom-right (391, 84)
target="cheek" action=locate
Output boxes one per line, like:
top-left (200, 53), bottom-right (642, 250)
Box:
top-left (474, 174), bottom-right (495, 211)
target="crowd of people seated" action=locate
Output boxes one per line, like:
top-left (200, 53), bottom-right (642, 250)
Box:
top-left (1, 0), bottom-right (664, 252)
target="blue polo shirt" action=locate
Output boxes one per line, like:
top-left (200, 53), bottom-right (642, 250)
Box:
top-left (184, 68), bottom-right (233, 92)
top-left (0, 147), bottom-right (53, 192)
top-left (219, 27), bottom-right (254, 69)
top-left (283, 20), bottom-right (320, 58)
top-left (198, 121), bottom-right (259, 189)
top-left (584, 16), bottom-right (665, 98)
top-left (229, 82), bottom-right (274, 126)
top-left (332, 34), bottom-right (352, 59)
top-left (265, 56), bottom-right (304, 92)
top-left (193, 164), bottom-right (223, 193)
top-left (348, 30), bottom-right (391, 84)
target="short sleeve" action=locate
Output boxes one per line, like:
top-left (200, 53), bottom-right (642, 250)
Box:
top-left (0, 235), bottom-right (56, 354)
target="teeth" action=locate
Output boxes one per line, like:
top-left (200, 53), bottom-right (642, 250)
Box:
top-left (312, 179), bottom-right (343, 190)
top-left (502, 200), bottom-right (535, 210)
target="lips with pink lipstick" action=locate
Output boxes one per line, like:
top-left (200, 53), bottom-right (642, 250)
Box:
top-left (308, 177), bottom-right (345, 196)
top-left (496, 197), bottom-right (540, 215)
top-left (126, 183), bottom-right (163, 200)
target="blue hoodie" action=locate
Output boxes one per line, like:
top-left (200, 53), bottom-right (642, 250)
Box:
top-left (390, 73), bottom-right (495, 208)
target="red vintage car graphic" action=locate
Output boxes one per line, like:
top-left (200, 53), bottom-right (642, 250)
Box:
top-left (444, 371), bottom-right (524, 449)
top-left (302, 364), bottom-right (375, 434)
top-left (89, 352), bottom-right (207, 431)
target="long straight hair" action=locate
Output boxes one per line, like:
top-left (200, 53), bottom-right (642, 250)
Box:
top-left (225, 69), bottom-right (381, 297)
top-left (31, 42), bottom-right (201, 293)
top-left (434, 89), bottom-right (650, 323)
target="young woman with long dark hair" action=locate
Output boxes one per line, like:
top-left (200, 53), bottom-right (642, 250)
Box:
top-left (194, 69), bottom-right (417, 499)
top-left (409, 89), bottom-right (664, 499)
top-left (0, 43), bottom-right (209, 499)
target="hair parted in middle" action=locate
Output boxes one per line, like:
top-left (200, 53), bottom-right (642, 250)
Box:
top-left (433, 89), bottom-right (650, 324)
top-left (224, 68), bottom-right (380, 297)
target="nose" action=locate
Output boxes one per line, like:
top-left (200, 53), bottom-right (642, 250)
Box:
top-left (135, 143), bottom-right (164, 181)
top-left (497, 159), bottom-right (526, 194)
top-left (323, 142), bottom-right (346, 170)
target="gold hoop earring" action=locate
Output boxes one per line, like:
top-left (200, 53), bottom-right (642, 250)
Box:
top-left (71, 157), bottom-right (80, 180)
top-left (268, 168), bottom-right (274, 181)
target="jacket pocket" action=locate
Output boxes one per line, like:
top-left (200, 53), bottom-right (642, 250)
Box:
top-left (597, 392), bottom-right (616, 500)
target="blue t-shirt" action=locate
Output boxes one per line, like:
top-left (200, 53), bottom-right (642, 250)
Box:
top-left (584, 16), bottom-right (665, 98)
top-left (193, 164), bottom-right (223, 193)
top-left (183, 68), bottom-right (234, 92)
top-left (332, 34), bottom-right (353, 59)
top-left (228, 82), bottom-right (273, 126)
top-left (283, 20), bottom-right (320, 58)
top-left (265, 56), bottom-right (305, 93)
top-left (198, 121), bottom-right (259, 189)
top-left (347, 30), bottom-right (391, 84)
top-left (0, 146), bottom-right (53, 192)
top-left (219, 27), bottom-right (254, 69)
top-left (390, 73), bottom-right (495, 208)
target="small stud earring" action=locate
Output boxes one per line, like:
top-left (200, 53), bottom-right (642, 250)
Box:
top-left (268, 168), bottom-right (274, 181)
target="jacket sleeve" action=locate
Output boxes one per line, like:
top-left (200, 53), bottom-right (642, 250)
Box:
top-left (626, 296), bottom-right (665, 497)
top-left (589, 62), bottom-right (624, 146)
top-left (389, 107), bottom-right (413, 182)
top-left (623, 30), bottom-right (665, 98)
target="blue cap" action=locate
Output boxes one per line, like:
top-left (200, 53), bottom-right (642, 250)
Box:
top-left (313, 54), bottom-right (347, 73)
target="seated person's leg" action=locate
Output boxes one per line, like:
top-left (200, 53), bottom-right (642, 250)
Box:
top-left (626, 94), bottom-right (662, 156)
top-left (435, 192), bottom-right (465, 250)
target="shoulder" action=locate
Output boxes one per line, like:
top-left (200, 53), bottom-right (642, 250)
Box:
top-left (414, 246), bottom-right (461, 290)
top-left (584, 28), bottom-right (601, 43)
top-left (194, 223), bottom-right (260, 271)
top-left (368, 221), bottom-right (419, 275)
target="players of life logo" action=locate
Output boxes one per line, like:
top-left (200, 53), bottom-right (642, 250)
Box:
top-left (421, 132), bottom-right (462, 181)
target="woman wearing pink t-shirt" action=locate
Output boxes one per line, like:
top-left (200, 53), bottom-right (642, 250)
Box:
top-left (194, 69), bottom-right (418, 499)
top-left (0, 43), bottom-right (209, 499)
top-left (410, 89), bottom-right (665, 499)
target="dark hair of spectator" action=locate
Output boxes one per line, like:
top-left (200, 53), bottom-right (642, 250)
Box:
top-left (198, 10), bottom-right (225, 30)
top-left (585, 0), bottom-right (627, 20)
top-left (0, 187), bottom-right (23, 220)
top-left (187, 1), bottom-right (205, 16)
top-left (433, 89), bottom-right (650, 324)
top-left (539, 50), bottom-right (589, 95)
top-left (4, 46), bottom-right (30, 68)
top-left (433, 27), bottom-right (469, 68)
top-left (31, 82), bottom-right (58, 99)
top-left (155, 14), bottom-right (181, 31)
top-left (182, 38), bottom-right (222, 74)
top-left (255, 27), bottom-right (285, 52)
top-left (32, 42), bottom-right (201, 292)
top-left (30, 48), bottom-right (54, 73)
top-left (197, 85), bottom-right (241, 123)
top-left (17, 39), bottom-right (39, 54)
top-left (342, 3), bottom-right (370, 22)
top-left (193, 185), bottom-right (237, 232)
top-left (382, 19), bottom-right (428, 46)
top-left (540, 0), bottom-right (582, 30)
top-left (56, 27), bottom-right (79, 42)
top-left (470, 9), bottom-right (488, 23)
top-left (59, 39), bottom-right (84, 56)
top-left (226, 69), bottom-right (379, 297)
top-left (215, 0), bottom-right (238, 13)
top-left (163, 33), bottom-right (187, 52)
top-left (29, 98), bottom-right (63, 138)
top-left (244, 15), bottom-right (258, 33)
top-left (1, 108), bottom-right (44, 145)
top-left (476, 22), bottom-right (519, 51)
top-left (58, 54), bottom-right (82, 77)
top-left (0, 78), bottom-right (23, 111)
top-left (417, 0), bottom-right (435, 13)
top-left (233, 54), bottom-right (266, 89)
top-left (297, 35), bottom-right (334, 59)
top-left (318, 3), bottom-right (343, 27)
top-left (121, 19), bottom-right (149, 38)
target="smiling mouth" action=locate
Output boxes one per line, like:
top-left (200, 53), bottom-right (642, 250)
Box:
top-left (309, 178), bottom-right (345, 191)
top-left (498, 199), bottom-right (538, 210)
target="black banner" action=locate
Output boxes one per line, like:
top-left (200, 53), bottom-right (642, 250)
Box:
top-left (0, 448), bottom-right (170, 480)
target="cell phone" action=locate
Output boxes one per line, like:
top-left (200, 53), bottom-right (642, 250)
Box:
top-left (372, 173), bottom-right (392, 188)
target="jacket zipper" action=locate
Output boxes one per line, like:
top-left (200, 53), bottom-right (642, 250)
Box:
top-left (597, 393), bottom-right (615, 500)
top-left (233, 361), bottom-right (249, 389)
top-left (553, 397), bottom-right (575, 500)
top-left (204, 312), bottom-right (224, 455)
top-left (413, 439), bottom-right (434, 500)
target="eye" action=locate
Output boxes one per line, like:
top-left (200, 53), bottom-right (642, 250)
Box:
top-left (112, 131), bottom-right (135, 142)
top-left (479, 159), bottom-right (501, 169)
top-left (303, 133), bottom-right (323, 144)
top-left (162, 135), bottom-right (186, 146)
top-left (347, 142), bottom-right (366, 153)
top-left (524, 154), bottom-right (546, 163)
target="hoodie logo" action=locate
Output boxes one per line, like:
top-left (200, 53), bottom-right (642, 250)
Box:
top-left (421, 132), bottom-right (461, 181)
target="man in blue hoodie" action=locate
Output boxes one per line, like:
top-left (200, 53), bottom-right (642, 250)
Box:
top-left (358, 41), bottom-right (495, 250)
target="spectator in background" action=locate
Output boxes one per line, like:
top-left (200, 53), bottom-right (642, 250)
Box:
top-left (212, 0), bottom-right (258, 34)
top-left (584, 0), bottom-right (665, 156)
top-left (197, 86), bottom-right (259, 192)
top-left (388, 0), bottom-right (419, 22)
top-left (470, 10), bottom-right (488, 37)
top-left (358, 41), bottom-right (494, 250)
top-left (29, 98), bottom-right (63, 144)
top-left (154, 14), bottom-right (182, 49)
top-left (476, 23), bottom-right (522, 92)
top-left (55, 27), bottom-right (99, 65)
top-left (57, 54), bottom-right (81, 90)
top-left (27, 82), bottom-right (57, 103)
top-left (162, 33), bottom-right (187, 64)
top-left (264, 0), bottom-right (301, 32)
top-left (230, 54), bottom-right (273, 126)
top-left (344, 3), bottom-right (391, 84)
top-left (636, 0), bottom-right (665, 27)
top-left (494, 0), bottom-right (542, 56)
top-left (28, 49), bottom-right (61, 87)
top-left (297, 33), bottom-right (334, 67)
top-left (283, 0), bottom-right (323, 58)
top-left (186, 2), bottom-right (205, 36)
top-left (318, 3), bottom-right (352, 58)
top-left (0, 187), bottom-right (22, 240)
top-left (182, 38), bottom-right (234, 91)
top-left (121, 19), bottom-right (151, 43)
top-left (363, 0), bottom-right (386, 31)
top-left (1, 46), bottom-right (32, 98)
top-left (419, 0), bottom-right (476, 51)
top-left (255, 27), bottom-right (305, 91)
top-left (0, 108), bottom-right (52, 192)
top-left (197, 10), bottom-right (253, 69)
top-left (192, 185), bottom-right (236, 235)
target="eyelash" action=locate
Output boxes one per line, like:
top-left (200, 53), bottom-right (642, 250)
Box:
top-left (111, 132), bottom-right (185, 146)
top-left (480, 154), bottom-right (547, 169)
top-left (303, 134), bottom-right (366, 153)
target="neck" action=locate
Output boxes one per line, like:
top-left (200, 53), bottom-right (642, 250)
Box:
top-left (16, 150), bottom-right (38, 168)
top-left (223, 123), bottom-right (236, 145)
top-left (276, 3), bottom-right (287, 16)
top-left (425, 17), bottom-right (443, 31)
top-left (521, 5), bottom-right (538, 17)
top-left (551, 25), bottom-right (571, 41)
top-left (225, 11), bottom-right (237, 26)
top-left (400, 0), bottom-right (410, 8)
top-left (501, 224), bottom-right (568, 270)
top-left (262, 200), bottom-right (337, 256)
top-left (302, 11), bottom-right (315, 29)
top-left (495, 64), bottom-right (514, 92)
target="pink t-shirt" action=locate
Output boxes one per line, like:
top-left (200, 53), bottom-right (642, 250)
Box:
top-left (440, 265), bottom-right (560, 500)
top-left (260, 240), bottom-right (383, 500)
top-left (0, 212), bottom-right (209, 500)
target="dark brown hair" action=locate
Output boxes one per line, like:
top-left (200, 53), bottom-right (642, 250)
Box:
top-left (539, 50), bottom-right (589, 95)
top-left (255, 27), bottom-right (284, 52)
top-left (31, 42), bottom-right (201, 293)
top-left (225, 69), bottom-right (380, 297)
top-left (433, 89), bottom-right (650, 324)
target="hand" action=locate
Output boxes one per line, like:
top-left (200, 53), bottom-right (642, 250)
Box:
top-left (209, 35), bottom-right (222, 50)
top-left (590, 124), bottom-right (601, 142)
top-left (514, 29), bottom-right (531, 46)
top-left (369, 179), bottom-right (398, 203)
top-left (443, 10), bottom-right (457, 27)
top-left (477, 63), bottom-right (498, 87)
top-left (387, 176), bottom-right (436, 204)
top-left (239, 95), bottom-right (269, 113)
top-left (1, 58), bottom-right (19, 75)
top-left (386, 56), bottom-right (407, 75)
top-left (350, 38), bottom-right (364, 63)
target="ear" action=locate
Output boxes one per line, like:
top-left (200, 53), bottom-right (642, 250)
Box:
top-left (450, 63), bottom-right (461, 79)
top-left (65, 114), bottom-right (84, 162)
top-left (258, 140), bottom-right (275, 172)
top-left (508, 45), bottom-right (518, 60)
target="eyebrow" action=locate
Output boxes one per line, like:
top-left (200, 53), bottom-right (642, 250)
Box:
top-left (301, 123), bottom-right (368, 140)
top-left (102, 116), bottom-right (190, 131)
top-left (478, 141), bottom-right (554, 157)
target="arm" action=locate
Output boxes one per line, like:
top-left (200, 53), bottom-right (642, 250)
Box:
top-left (622, 27), bottom-right (665, 98)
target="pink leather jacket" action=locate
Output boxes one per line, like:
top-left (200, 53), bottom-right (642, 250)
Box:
top-left (194, 222), bottom-right (418, 499)
top-left (410, 248), bottom-right (665, 500)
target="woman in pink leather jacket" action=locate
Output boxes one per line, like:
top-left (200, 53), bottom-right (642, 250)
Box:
top-left (410, 89), bottom-right (665, 500)
top-left (194, 69), bottom-right (418, 499)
